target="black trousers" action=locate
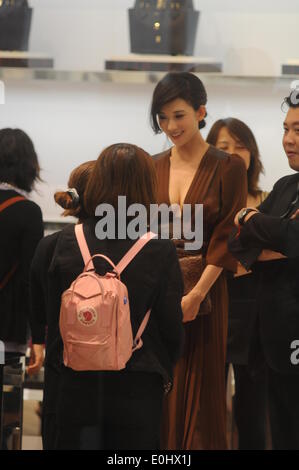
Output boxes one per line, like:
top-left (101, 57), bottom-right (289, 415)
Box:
top-left (42, 413), bottom-right (57, 450)
top-left (55, 369), bottom-right (164, 450)
top-left (230, 363), bottom-right (267, 450)
top-left (226, 336), bottom-right (268, 449)
top-left (268, 366), bottom-right (299, 450)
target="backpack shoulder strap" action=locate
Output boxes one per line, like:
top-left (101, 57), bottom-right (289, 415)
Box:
top-left (75, 224), bottom-right (95, 270)
top-left (0, 196), bottom-right (26, 290)
top-left (132, 309), bottom-right (151, 352)
top-left (75, 226), bottom-right (157, 273)
top-left (116, 232), bottom-right (157, 275)
top-left (117, 232), bottom-right (157, 349)
top-left (0, 196), bottom-right (26, 213)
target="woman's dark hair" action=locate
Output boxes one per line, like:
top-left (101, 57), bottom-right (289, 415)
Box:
top-left (150, 72), bottom-right (208, 134)
top-left (0, 128), bottom-right (40, 192)
top-left (54, 160), bottom-right (95, 220)
top-left (84, 143), bottom-right (157, 217)
top-left (206, 118), bottom-right (264, 197)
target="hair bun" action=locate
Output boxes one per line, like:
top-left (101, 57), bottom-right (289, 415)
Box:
top-left (54, 189), bottom-right (79, 211)
top-left (66, 188), bottom-right (80, 204)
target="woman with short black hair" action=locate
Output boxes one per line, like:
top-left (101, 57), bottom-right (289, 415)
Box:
top-left (151, 72), bottom-right (247, 450)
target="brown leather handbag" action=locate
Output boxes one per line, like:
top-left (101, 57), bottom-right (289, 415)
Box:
top-left (175, 244), bottom-right (212, 316)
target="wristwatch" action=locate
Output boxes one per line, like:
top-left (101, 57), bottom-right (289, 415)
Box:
top-left (238, 208), bottom-right (258, 226)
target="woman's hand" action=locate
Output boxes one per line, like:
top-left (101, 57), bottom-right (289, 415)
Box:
top-left (291, 209), bottom-right (299, 220)
top-left (181, 290), bottom-right (204, 323)
top-left (26, 344), bottom-right (45, 376)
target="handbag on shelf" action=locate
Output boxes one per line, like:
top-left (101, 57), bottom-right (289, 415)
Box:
top-left (175, 242), bottom-right (212, 316)
top-left (128, 0), bottom-right (200, 55)
top-left (0, 0), bottom-right (32, 51)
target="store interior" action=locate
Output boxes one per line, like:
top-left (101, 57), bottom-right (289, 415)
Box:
top-left (1, 0), bottom-right (299, 451)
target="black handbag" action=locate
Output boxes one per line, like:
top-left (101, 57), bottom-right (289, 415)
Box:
top-left (128, 0), bottom-right (200, 55)
top-left (0, 0), bottom-right (32, 51)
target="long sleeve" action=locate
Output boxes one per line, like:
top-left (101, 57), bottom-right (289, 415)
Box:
top-left (229, 173), bottom-right (299, 268)
top-left (30, 249), bottom-right (47, 344)
top-left (19, 202), bottom-right (44, 289)
top-left (257, 176), bottom-right (288, 214)
top-left (29, 233), bottom-right (59, 344)
top-left (151, 242), bottom-right (184, 366)
top-left (206, 155), bottom-right (247, 271)
top-left (238, 214), bottom-right (299, 258)
top-left (0, 194), bottom-right (44, 343)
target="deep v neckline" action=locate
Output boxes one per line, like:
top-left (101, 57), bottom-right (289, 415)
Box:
top-left (166, 145), bottom-right (211, 207)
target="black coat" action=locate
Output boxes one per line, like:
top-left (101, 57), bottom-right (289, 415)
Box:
top-left (229, 173), bottom-right (299, 374)
top-left (30, 220), bottom-right (184, 414)
top-left (0, 189), bottom-right (43, 344)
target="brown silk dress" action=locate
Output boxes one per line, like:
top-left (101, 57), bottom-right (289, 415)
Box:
top-left (154, 146), bottom-right (247, 450)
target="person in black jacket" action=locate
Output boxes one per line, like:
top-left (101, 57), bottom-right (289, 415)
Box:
top-left (29, 160), bottom-right (96, 450)
top-left (229, 91), bottom-right (299, 449)
top-left (30, 143), bottom-right (184, 450)
top-left (206, 118), bottom-right (268, 450)
top-left (0, 128), bottom-right (43, 355)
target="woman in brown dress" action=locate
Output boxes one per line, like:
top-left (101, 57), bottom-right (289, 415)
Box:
top-left (150, 73), bottom-right (247, 450)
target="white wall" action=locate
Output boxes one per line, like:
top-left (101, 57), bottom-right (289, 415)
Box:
top-left (1, 1), bottom-right (299, 220)
top-left (28, 0), bottom-right (299, 75)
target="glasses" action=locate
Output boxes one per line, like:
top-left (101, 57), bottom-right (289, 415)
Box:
top-left (280, 181), bottom-right (299, 219)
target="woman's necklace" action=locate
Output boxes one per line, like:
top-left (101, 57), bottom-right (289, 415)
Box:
top-left (0, 182), bottom-right (28, 198)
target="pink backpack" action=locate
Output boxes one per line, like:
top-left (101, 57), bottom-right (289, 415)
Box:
top-left (59, 224), bottom-right (156, 371)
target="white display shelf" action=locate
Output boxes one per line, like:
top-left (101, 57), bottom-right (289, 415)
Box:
top-left (0, 68), bottom-right (298, 86)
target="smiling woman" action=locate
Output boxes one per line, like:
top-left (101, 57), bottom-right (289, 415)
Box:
top-left (151, 72), bottom-right (247, 450)
top-left (206, 117), bottom-right (264, 202)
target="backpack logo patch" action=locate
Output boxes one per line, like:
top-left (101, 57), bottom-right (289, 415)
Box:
top-left (77, 306), bottom-right (97, 327)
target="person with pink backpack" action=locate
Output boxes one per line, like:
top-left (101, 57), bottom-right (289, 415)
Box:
top-left (30, 143), bottom-right (184, 450)
top-left (29, 160), bottom-right (96, 450)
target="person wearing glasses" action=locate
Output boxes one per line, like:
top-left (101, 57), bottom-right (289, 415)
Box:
top-left (229, 91), bottom-right (299, 450)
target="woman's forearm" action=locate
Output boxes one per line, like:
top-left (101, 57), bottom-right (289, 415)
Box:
top-left (192, 264), bottom-right (223, 300)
